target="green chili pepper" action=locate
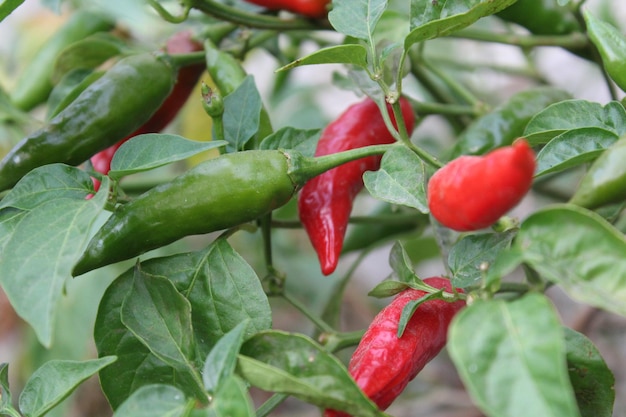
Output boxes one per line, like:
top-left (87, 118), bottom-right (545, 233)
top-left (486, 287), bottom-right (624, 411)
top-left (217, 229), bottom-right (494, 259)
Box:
top-left (497, 0), bottom-right (580, 36)
top-left (0, 52), bottom-right (176, 192)
top-left (570, 135), bottom-right (626, 209)
top-left (584, 11), bottom-right (626, 93)
top-left (71, 145), bottom-right (393, 276)
top-left (11, 10), bottom-right (115, 111)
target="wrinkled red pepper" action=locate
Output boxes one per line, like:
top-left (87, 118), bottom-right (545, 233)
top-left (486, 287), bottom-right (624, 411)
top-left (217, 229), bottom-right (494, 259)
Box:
top-left (298, 97), bottom-right (415, 275)
top-left (90, 31), bottom-right (205, 191)
top-left (427, 139), bottom-right (536, 231)
top-left (243, 0), bottom-right (330, 18)
top-left (325, 277), bottom-right (465, 416)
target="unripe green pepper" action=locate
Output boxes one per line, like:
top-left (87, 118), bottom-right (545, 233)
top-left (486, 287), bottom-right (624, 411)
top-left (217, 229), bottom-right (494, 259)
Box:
top-left (0, 52), bottom-right (176, 191)
top-left (497, 0), bottom-right (580, 36)
top-left (584, 11), bottom-right (626, 93)
top-left (72, 145), bottom-right (393, 276)
top-left (11, 10), bottom-right (115, 111)
top-left (570, 135), bottom-right (626, 209)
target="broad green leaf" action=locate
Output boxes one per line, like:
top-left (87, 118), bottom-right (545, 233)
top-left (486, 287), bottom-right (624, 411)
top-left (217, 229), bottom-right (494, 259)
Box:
top-left (0, 0), bottom-right (25, 22)
top-left (515, 204), bottom-right (626, 318)
top-left (258, 127), bottom-right (321, 157)
top-left (203, 376), bottom-right (254, 417)
top-left (584, 12), bottom-right (626, 93)
top-left (328, 0), bottom-right (388, 42)
top-left (95, 239), bottom-right (271, 408)
top-left (0, 164), bottom-right (94, 211)
top-left (450, 87), bottom-right (571, 158)
top-left (448, 231), bottom-right (516, 288)
top-left (121, 266), bottom-right (205, 400)
top-left (202, 320), bottom-right (249, 394)
top-left (524, 100), bottom-right (626, 145)
top-left (109, 134), bottom-right (227, 179)
top-left (19, 357), bottom-right (117, 417)
top-left (564, 328), bottom-right (615, 417)
top-left (112, 384), bottom-right (190, 417)
top-left (0, 175), bottom-right (109, 347)
top-left (363, 145), bottom-right (428, 212)
top-left (405, 0), bottom-right (517, 49)
top-left (535, 128), bottom-right (618, 177)
top-left (448, 294), bottom-right (581, 417)
top-left (278, 44), bottom-right (369, 71)
top-left (223, 75), bottom-right (263, 151)
top-left (238, 331), bottom-right (384, 417)
top-left (0, 363), bottom-right (18, 417)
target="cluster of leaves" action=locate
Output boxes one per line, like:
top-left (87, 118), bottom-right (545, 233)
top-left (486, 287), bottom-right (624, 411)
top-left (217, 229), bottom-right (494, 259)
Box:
top-left (1, 0), bottom-right (626, 417)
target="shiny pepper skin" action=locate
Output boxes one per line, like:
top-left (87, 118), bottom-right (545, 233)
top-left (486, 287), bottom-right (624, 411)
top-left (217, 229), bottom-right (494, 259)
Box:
top-left (90, 31), bottom-right (205, 191)
top-left (298, 98), bottom-right (415, 275)
top-left (428, 139), bottom-right (536, 232)
top-left (325, 277), bottom-right (465, 416)
top-left (243, 0), bottom-right (330, 18)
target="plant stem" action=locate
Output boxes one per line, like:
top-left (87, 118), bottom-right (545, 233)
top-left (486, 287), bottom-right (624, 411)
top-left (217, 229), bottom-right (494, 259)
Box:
top-left (411, 99), bottom-right (482, 117)
top-left (146, 0), bottom-right (190, 23)
top-left (282, 291), bottom-right (335, 334)
top-left (322, 330), bottom-right (366, 353)
top-left (422, 60), bottom-right (480, 107)
top-left (164, 51), bottom-right (206, 68)
top-left (452, 29), bottom-right (589, 49)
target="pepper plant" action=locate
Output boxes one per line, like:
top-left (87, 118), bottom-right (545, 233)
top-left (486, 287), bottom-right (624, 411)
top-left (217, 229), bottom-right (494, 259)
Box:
top-left (0, 0), bottom-right (625, 416)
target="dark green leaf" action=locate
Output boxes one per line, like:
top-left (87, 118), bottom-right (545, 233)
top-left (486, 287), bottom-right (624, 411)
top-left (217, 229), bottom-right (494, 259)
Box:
top-left (564, 328), bottom-right (615, 417)
top-left (535, 128), bottom-right (618, 177)
top-left (278, 44), bottom-right (369, 71)
top-left (202, 320), bottom-right (249, 394)
top-left (109, 134), bottom-right (227, 179)
top-left (367, 280), bottom-right (412, 298)
top-left (584, 12), bottom-right (626, 93)
top-left (19, 357), bottom-right (117, 417)
top-left (203, 376), bottom-right (255, 417)
top-left (448, 231), bottom-right (516, 288)
top-left (0, 0), bottom-right (25, 22)
top-left (448, 294), bottom-right (581, 417)
top-left (396, 291), bottom-right (441, 337)
top-left (223, 75), bottom-right (263, 151)
top-left (515, 204), bottom-right (626, 318)
top-left (328, 0), bottom-right (388, 42)
top-left (363, 145), bottom-right (428, 212)
top-left (238, 331), bottom-right (383, 417)
top-left (258, 127), bottom-right (321, 157)
top-left (112, 384), bottom-right (190, 417)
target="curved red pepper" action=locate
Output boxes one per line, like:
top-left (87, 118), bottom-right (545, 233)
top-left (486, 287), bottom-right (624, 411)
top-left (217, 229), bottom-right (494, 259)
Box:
top-left (325, 277), bottom-right (465, 416)
top-left (298, 97), bottom-right (415, 275)
top-left (90, 31), bottom-right (205, 191)
top-left (427, 139), bottom-right (536, 231)
top-left (243, 0), bottom-right (330, 18)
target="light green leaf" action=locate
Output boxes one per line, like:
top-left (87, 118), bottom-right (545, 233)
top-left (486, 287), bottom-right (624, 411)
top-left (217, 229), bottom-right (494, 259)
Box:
top-left (278, 44), bottom-right (369, 71)
top-left (515, 204), bottom-right (626, 318)
top-left (258, 127), bottom-right (321, 157)
top-left (328, 0), bottom-right (388, 42)
top-left (363, 145), bottom-right (428, 212)
top-left (19, 357), bottom-right (117, 417)
top-left (113, 384), bottom-right (190, 417)
top-left (448, 294), bottom-right (581, 417)
top-left (109, 134), bottom-right (227, 179)
top-left (584, 12), bottom-right (626, 93)
top-left (388, 240), bottom-right (417, 283)
top-left (202, 320), bottom-right (249, 394)
top-left (1, 363), bottom-right (19, 417)
top-left (203, 376), bottom-right (255, 417)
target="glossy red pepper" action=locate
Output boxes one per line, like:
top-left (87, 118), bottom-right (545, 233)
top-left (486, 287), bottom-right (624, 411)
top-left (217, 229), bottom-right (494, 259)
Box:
top-left (298, 98), bottom-right (415, 275)
top-left (243, 0), bottom-right (330, 18)
top-left (325, 277), bottom-right (465, 416)
top-left (90, 31), bottom-right (205, 190)
top-left (428, 139), bottom-right (536, 232)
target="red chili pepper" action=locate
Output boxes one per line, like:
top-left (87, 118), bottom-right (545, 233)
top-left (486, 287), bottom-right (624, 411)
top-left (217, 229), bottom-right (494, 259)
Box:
top-left (298, 98), bottom-right (415, 275)
top-left (90, 31), bottom-right (205, 191)
top-left (325, 277), bottom-right (465, 416)
top-left (243, 0), bottom-right (330, 18)
top-left (427, 139), bottom-right (536, 232)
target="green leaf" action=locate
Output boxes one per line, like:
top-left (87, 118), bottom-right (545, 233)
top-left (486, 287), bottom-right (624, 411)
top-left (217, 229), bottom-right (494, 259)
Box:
top-left (238, 331), bottom-right (383, 417)
top-left (524, 100), bottom-right (626, 145)
top-left (95, 239), bottom-right (271, 408)
top-left (203, 376), bottom-right (255, 417)
top-left (483, 247), bottom-right (524, 293)
top-left (515, 204), bottom-right (626, 318)
top-left (448, 231), bottom-right (516, 288)
top-left (0, 363), bottom-right (18, 417)
top-left (19, 357), bottom-right (117, 417)
top-left (328, 0), bottom-right (388, 42)
top-left (388, 240), bottom-right (417, 283)
top-left (405, 0), bottom-right (517, 49)
top-left (202, 320), bottom-right (249, 394)
top-left (112, 384), bottom-right (190, 417)
top-left (258, 127), bottom-right (321, 157)
top-left (450, 87), bottom-right (571, 157)
top-left (278, 44), bottom-right (369, 71)
top-left (0, 0), bottom-right (25, 22)
top-left (396, 291), bottom-right (441, 337)
top-left (535, 128), bottom-right (619, 177)
top-left (363, 145), bottom-right (428, 212)
top-left (0, 173), bottom-right (109, 347)
top-left (121, 266), bottom-right (205, 400)
top-left (109, 134), bottom-right (227, 179)
top-left (367, 280), bottom-right (412, 298)
top-left (223, 75), bottom-right (263, 151)
top-left (564, 328), bottom-right (615, 417)
top-left (584, 12), bottom-right (626, 93)
top-left (448, 294), bottom-right (581, 417)
top-left (0, 164), bottom-right (95, 211)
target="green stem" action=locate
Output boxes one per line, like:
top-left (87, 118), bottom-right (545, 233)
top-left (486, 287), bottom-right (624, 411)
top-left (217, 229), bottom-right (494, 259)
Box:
top-left (256, 393), bottom-right (289, 417)
top-left (282, 291), bottom-right (335, 334)
top-left (260, 213), bottom-right (274, 270)
top-left (323, 330), bottom-right (366, 353)
top-left (146, 0), bottom-right (190, 23)
top-left (423, 60), bottom-right (480, 106)
top-left (411, 99), bottom-right (482, 117)
top-left (165, 51), bottom-right (206, 69)
top-left (187, 0), bottom-right (326, 30)
top-left (452, 29), bottom-right (588, 49)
